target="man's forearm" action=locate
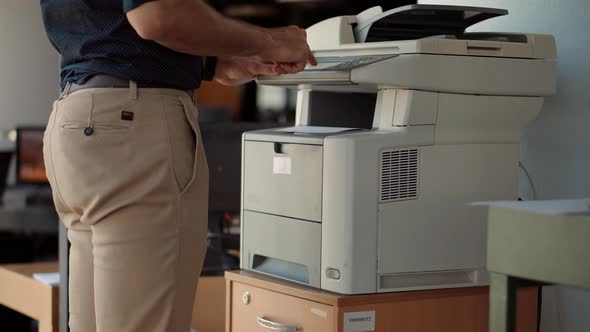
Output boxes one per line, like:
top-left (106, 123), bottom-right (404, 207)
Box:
top-left (128, 0), bottom-right (272, 58)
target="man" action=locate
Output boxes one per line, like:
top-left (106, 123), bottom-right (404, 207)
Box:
top-left (40, 1), bottom-right (316, 331)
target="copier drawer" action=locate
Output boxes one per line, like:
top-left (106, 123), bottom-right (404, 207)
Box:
top-left (242, 210), bottom-right (321, 287)
top-left (243, 141), bottom-right (322, 222)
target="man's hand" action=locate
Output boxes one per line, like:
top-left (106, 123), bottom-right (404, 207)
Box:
top-left (257, 26), bottom-right (318, 69)
top-left (214, 56), bottom-right (288, 86)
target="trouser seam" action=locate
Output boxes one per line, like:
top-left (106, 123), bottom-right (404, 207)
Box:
top-left (48, 98), bottom-right (79, 216)
top-left (169, 198), bottom-right (182, 332)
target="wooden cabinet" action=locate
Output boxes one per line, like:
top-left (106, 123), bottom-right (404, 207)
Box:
top-left (231, 282), bottom-right (335, 332)
top-left (225, 270), bottom-right (539, 332)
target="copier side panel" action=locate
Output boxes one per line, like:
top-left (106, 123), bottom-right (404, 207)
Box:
top-left (351, 54), bottom-right (556, 96)
top-left (434, 94), bottom-right (543, 145)
top-left (377, 143), bottom-right (520, 291)
top-left (321, 127), bottom-right (434, 294)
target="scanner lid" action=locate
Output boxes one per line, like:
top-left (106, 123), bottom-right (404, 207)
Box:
top-left (354, 4), bottom-right (508, 43)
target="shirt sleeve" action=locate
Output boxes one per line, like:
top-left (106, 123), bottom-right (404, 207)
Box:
top-left (123, 0), bottom-right (157, 13)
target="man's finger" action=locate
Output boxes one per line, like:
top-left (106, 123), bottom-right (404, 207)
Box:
top-left (274, 65), bottom-right (288, 75)
top-left (279, 62), bottom-right (305, 74)
top-left (278, 63), bottom-right (295, 73)
top-left (284, 63), bottom-right (302, 74)
top-left (307, 48), bottom-right (318, 66)
top-left (252, 63), bottom-right (281, 76)
top-left (294, 62), bottom-right (306, 72)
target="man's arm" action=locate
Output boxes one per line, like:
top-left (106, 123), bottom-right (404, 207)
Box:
top-left (127, 0), bottom-right (316, 67)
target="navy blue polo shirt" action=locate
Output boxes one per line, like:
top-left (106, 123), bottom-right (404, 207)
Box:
top-left (41, 0), bottom-right (204, 90)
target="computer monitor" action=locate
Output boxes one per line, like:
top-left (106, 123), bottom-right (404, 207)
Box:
top-left (0, 151), bottom-right (12, 203)
top-left (16, 127), bottom-right (48, 185)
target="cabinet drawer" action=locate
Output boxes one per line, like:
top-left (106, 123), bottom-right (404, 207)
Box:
top-left (230, 282), bottom-right (334, 332)
top-left (243, 141), bottom-right (322, 222)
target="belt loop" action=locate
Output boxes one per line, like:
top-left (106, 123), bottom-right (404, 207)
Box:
top-left (58, 82), bottom-right (72, 100)
top-left (129, 80), bottom-right (138, 101)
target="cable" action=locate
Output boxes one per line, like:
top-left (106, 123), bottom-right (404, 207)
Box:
top-left (519, 161), bottom-right (538, 200)
top-left (519, 162), bottom-right (544, 331)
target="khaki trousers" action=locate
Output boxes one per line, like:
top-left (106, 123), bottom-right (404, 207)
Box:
top-left (43, 82), bottom-right (209, 332)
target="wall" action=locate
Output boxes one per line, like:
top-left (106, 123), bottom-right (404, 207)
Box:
top-left (0, 1), bottom-right (59, 146)
top-left (418, 1), bottom-right (590, 331)
top-left (0, 1), bottom-right (59, 185)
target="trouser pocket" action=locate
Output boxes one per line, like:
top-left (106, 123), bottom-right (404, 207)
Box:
top-left (163, 95), bottom-right (205, 195)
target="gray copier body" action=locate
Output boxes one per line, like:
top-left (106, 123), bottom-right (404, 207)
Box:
top-left (240, 5), bottom-right (557, 294)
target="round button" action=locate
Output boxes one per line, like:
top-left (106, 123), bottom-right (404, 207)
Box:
top-left (84, 127), bottom-right (93, 136)
top-left (242, 291), bottom-right (251, 305)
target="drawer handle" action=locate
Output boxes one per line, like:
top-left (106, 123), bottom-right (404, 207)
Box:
top-left (256, 316), bottom-right (299, 332)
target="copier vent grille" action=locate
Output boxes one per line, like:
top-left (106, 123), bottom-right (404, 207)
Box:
top-left (380, 148), bottom-right (419, 202)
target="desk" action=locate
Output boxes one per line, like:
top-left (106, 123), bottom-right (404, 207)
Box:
top-left (486, 202), bottom-right (590, 332)
top-left (0, 261), bottom-right (59, 332)
top-left (226, 270), bottom-right (538, 332)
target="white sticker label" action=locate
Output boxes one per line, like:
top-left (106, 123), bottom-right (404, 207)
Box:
top-left (343, 311), bottom-right (375, 332)
top-left (273, 157), bottom-right (291, 174)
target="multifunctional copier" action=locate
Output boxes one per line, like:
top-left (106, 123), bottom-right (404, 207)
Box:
top-left (240, 5), bottom-right (557, 294)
